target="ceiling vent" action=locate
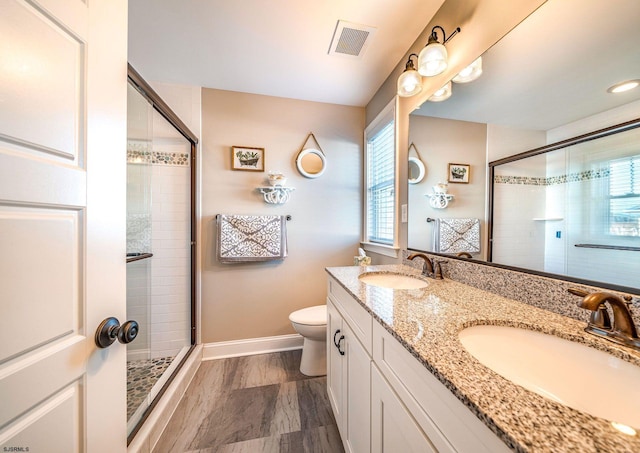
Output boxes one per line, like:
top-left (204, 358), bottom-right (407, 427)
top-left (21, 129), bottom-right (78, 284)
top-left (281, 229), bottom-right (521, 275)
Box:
top-left (328, 20), bottom-right (377, 58)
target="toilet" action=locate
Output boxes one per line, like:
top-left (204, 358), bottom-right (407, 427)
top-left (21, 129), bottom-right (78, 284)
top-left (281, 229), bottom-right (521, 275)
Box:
top-left (289, 305), bottom-right (327, 376)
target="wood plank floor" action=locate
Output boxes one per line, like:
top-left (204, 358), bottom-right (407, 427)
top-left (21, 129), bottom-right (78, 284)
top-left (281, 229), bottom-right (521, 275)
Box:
top-left (153, 350), bottom-right (345, 453)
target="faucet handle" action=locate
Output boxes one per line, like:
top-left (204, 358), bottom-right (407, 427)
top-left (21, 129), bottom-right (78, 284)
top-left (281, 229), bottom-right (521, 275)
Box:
top-left (568, 288), bottom-right (589, 298)
top-left (433, 260), bottom-right (445, 279)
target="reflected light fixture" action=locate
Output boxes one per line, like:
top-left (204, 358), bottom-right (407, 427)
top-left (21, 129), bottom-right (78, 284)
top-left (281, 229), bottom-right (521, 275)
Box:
top-left (452, 57), bottom-right (483, 83)
top-left (428, 81), bottom-right (452, 102)
top-left (418, 25), bottom-right (461, 77)
top-left (607, 79), bottom-right (640, 93)
top-left (397, 53), bottom-right (422, 97)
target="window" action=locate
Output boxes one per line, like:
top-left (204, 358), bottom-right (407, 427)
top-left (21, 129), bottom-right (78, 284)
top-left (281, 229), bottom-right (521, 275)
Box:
top-left (609, 155), bottom-right (640, 236)
top-left (365, 105), bottom-right (396, 246)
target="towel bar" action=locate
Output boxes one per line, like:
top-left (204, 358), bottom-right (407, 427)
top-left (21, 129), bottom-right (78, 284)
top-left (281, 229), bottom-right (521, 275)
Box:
top-left (216, 214), bottom-right (291, 221)
top-left (427, 217), bottom-right (435, 222)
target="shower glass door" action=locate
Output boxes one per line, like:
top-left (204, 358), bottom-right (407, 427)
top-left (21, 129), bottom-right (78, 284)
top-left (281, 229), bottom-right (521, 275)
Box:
top-left (126, 79), bottom-right (194, 438)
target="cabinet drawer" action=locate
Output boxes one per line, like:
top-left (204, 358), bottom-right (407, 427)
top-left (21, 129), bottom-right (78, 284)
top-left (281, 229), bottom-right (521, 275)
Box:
top-left (373, 322), bottom-right (510, 453)
top-left (328, 276), bottom-right (372, 354)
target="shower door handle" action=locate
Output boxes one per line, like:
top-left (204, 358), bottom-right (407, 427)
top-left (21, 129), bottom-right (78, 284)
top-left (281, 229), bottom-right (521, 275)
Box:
top-left (95, 317), bottom-right (139, 348)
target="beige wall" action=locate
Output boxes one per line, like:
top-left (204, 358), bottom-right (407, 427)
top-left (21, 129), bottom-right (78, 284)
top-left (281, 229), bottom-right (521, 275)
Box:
top-left (407, 116), bottom-right (487, 256)
top-left (200, 88), bottom-right (364, 343)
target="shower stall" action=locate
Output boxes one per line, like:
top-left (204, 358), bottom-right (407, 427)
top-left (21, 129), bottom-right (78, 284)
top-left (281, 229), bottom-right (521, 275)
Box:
top-left (125, 66), bottom-right (197, 440)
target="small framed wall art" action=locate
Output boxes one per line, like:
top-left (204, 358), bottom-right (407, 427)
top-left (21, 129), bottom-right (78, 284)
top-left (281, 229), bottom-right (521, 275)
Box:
top-left (232, 146), bottom-right (265, 171)
top-left (447, 163), bottom-right (470, 183)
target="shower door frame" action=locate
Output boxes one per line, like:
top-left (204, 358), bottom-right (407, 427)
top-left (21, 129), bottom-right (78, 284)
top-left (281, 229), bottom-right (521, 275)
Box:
top-left (126, 64), bottom-right (199, 444)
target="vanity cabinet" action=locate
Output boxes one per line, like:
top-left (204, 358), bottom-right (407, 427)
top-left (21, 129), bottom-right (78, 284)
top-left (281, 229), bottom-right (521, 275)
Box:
top-left (372, 322), bottom-right (510, 453)
top-left (326, 274), bottom-right (510, 453)
top-left (371, 365), bottom-right (439, 452)
top-left (327, 277), bottom-right (372, 453)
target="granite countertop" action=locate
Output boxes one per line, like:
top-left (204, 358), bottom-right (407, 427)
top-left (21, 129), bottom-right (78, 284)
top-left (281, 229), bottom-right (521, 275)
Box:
top-left (325, 264), bottom-right (640, 453)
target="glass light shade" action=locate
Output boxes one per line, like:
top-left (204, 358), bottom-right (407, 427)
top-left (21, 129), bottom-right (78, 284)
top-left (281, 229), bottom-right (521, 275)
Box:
top-left (397, 69), bottom-right (422, 97)
top-left (452, 57), bottom-right (483, 83)
top-left (428, 81), bottom-right (452, 102)
top-left (418, 43), bottom-right (448, 76)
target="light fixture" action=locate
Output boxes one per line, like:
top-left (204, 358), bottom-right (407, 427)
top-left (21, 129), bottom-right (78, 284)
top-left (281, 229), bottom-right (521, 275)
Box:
top-left (417, 25), bottom-right (461, 77)
top-left (607, 79), bottom-right (640, 93)
top-left (452, 57), bottom-right (483, 83)
top-left (428, 81), bottom-right (452, 102)
top-left (397, 53), bottom-right (422, 97)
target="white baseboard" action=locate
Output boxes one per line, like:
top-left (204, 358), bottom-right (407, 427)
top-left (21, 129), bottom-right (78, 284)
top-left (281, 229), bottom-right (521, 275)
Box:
top-left (202, 334), bottom-right (303, 361)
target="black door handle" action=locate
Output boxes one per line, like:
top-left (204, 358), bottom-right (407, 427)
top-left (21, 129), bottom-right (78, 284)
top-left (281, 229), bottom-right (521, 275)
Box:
top-left (95, 317), bottom-right (139, 348)
top-left (333, 329), bottom-right (342, 348)
top-left (337, 335), bottom-right (345, 356)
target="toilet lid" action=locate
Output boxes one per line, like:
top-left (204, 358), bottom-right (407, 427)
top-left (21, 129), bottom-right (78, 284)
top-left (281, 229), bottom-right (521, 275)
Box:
top-left (289, 305), bottom-right (327, 325)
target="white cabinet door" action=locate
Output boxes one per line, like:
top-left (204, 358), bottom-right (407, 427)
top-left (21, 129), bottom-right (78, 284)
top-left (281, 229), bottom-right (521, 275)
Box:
top-left (0, 0), bottom-right (127, 451)
top-left (371, 366), bottom-right (438, 453)
top-left (343, 322), bottom-right (371, 453)
top-left (327, 299), bottom-right (345, 428)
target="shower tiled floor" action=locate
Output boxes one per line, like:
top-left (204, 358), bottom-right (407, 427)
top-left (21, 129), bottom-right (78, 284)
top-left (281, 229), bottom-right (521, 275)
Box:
top-left (153, 350), bottom-right (344, 452)
top-left (127, 356), bottom-right (174, 419)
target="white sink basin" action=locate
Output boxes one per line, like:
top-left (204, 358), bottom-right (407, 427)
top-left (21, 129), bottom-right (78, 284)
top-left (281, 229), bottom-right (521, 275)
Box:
top-left (459, 325), bottom-right (640, 429)
top-left (358, 272), bottom-right (428, 289)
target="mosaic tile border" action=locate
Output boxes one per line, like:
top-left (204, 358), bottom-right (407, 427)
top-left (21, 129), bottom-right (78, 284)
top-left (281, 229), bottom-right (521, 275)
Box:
top-left (127, 141), bottom-right (190, 167)
top-left (151, 151), bottom-right (190, 166)
top-left (495, 168), bottom-right (609, 186)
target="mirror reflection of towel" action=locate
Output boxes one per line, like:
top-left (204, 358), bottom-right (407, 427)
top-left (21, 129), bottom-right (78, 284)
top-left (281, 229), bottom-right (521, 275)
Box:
top-left (217, 214), bottom-right (287, 263)
top-left (434, 218), bottom-right (480, 254)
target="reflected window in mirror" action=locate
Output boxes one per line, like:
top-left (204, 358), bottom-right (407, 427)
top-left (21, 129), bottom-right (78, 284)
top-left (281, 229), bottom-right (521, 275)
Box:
top-left (609, 155), bottom-right (640, 237)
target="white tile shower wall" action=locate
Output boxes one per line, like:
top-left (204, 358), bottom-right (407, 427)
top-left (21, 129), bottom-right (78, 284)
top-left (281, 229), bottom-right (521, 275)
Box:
top-left (543, 183), bottom-right (566, 275)
top-left (564, 178), bottom-right (640, 289)
top-left (150, 163), bottom-right (191, 359)
top-left (492, 183), bottom-right (545, 271)
top-left (127, 259), bottom-right (150, 359)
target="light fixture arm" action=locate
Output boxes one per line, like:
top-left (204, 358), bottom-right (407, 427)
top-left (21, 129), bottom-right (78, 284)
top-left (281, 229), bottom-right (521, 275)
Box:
top-left (404, 53), bottom-right (419, 70)
top-left (429, 25), bottom-right (461, 45)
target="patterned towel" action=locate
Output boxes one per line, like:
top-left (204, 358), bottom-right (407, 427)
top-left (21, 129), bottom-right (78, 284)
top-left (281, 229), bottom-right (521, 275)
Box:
top-left (217, 214), bottom-right (288, 263)
top-left (435, 218), bottom-right (480, 254)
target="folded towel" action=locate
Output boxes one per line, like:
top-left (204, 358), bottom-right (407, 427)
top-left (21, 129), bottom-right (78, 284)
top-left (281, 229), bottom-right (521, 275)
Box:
top-left (217, 214), bottom-right (288, 263)
top-left (435, 218), bottom-right (480, 254)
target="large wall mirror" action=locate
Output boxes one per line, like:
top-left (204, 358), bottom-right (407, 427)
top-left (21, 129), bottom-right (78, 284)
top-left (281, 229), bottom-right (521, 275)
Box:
top-left (407, 0), bottom-right (640, 292)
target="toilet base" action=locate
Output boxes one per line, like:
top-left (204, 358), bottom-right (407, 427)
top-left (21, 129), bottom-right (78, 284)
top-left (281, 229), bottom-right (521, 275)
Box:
top-left (299, 337), bottom-right (326, 376)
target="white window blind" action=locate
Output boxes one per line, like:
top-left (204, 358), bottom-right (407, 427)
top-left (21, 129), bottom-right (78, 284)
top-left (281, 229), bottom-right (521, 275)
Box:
top-left (366, 119), bottom-right (395, 244)
top-left (609, 155), bottom-right (640, 236)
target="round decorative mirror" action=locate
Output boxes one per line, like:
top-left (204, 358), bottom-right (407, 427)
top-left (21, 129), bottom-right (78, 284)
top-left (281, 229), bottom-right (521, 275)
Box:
top-left (296, 148), bottom-right (326, 178)
top-left (408, 156), bottom-right (426, 184)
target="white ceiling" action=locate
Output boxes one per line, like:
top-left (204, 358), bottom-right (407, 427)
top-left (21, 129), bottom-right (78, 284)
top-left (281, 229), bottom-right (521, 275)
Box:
top-left (414, 0), bottom-right (640, 131)
top-left (128, 0), bottom-right (446, 107)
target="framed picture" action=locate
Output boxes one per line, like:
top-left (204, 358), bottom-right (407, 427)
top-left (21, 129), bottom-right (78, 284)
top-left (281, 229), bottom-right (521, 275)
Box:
top-left (232, 146), bottom-right (265, 171)
top-left (448, 163), bottom-right (470, 183)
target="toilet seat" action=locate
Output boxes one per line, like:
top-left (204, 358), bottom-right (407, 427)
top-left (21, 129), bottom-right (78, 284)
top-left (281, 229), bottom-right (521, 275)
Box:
top-left (289, 305), bottom-right (326, 326)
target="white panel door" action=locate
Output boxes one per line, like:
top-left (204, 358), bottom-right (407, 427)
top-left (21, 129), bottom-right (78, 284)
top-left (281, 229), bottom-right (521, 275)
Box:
top-left (0, 0), bottom-right (128, 451)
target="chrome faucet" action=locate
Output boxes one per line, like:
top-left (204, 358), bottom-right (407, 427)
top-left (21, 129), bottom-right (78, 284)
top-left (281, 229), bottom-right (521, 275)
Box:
top-left (568, 288), bottom-right (640, 350)
top-left (408, 253), bottom-right (443, 279)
